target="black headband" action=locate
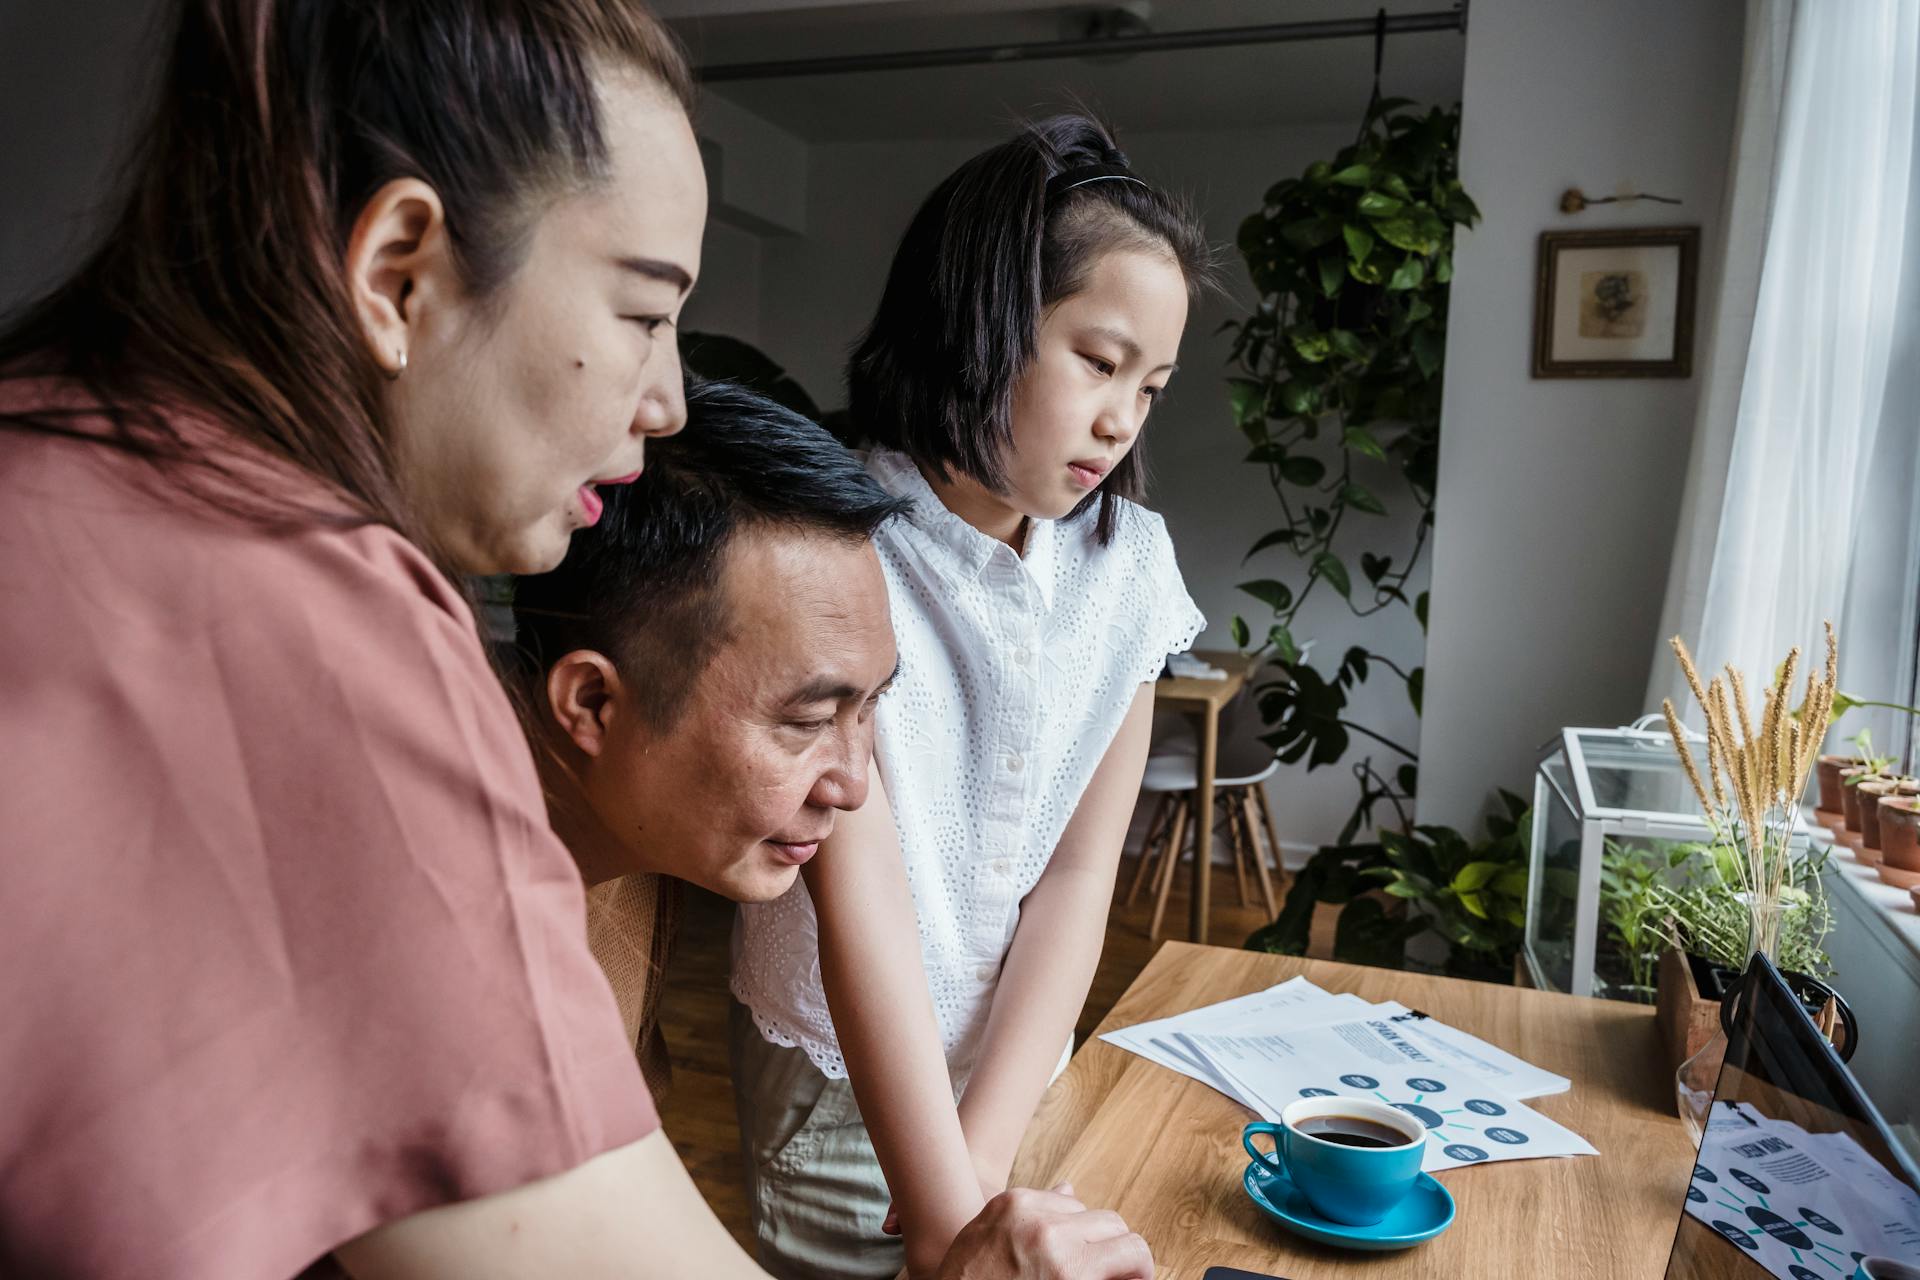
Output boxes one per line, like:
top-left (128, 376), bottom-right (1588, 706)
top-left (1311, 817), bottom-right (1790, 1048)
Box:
top-left (1044, 163), bottom-right (1149, 207)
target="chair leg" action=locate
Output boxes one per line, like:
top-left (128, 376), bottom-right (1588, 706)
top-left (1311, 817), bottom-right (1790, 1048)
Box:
top-left (1226, 789), bottom-right (1251, 907)
top-left (1254, 785), bottom-right (1289, 893)
top-left (1243, 790), bottom-right (1278, 918)
top-left (1124, 793), bottom-right (1172, 907)
top-left (1149, 795), bottom-right (1191, 941)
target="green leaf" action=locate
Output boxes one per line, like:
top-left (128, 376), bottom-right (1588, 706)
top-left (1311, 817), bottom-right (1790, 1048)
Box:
top-left (1243, 527), bottom-right (1298, 560)
top-left (1330, 164), bottom-right (1372, 187)
top-left (1411, 327), bottom-right (1444, 377)
top-left (1230, 615), bottom-right (1250, 648)
top-left (1282, 215), bottom-right (1341, 250)
top-left (1452, 861), bottom-right (1504, 893)
top-left (1343, 426), bottom-right (1387, 460)
top-left (1327, 327), bottom-right (1368, 362)
top-left (1408, 666), bottom-right (1425, 715)
top-left (1360, 552), bottom-right (1391, 583)
top-left (1456, 891), bottom-right (1489, 920)
top-left (1280, 455), bottom-right (1326, 486)
top-left (1357, 191), bottom-right (1405, 218)
top-left (1313, 552), bottom-right (1351, 598)
top-left (1493, 868), bottom-right (1530, 898)
top-left (1317, 253), bottom-right (1346, 298)
top-left (1396, 764), bottom-right (1419, 795)
top-left (1238, 578), bottom-right (1295, 613)
top-left (1268, 624), bottom-right (1301, 665)
top-left (1375, 217), bottom-right (1428, 252)
top-left (1304, 160), bottom-right (1333, 185)
top-left (1415, 591), bottom-right (1430, 632)
top-left (1290, 324), bottom-right (1333, 362)
top-left (1276, 379), bottom-right (1317, 417)
top-left (1386, 256), bottom-right (1427, 292)
top-left (1340, 483), bottom-right (1387, 515)
top-left (1432, 251), bottom-right (1453, 283)
top-left (1342, 223), bottom-right (1375, 264)
top-left (1227, 377), bottom-right (1265, 427)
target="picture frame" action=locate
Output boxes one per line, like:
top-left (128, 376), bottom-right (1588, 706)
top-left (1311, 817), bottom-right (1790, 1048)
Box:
top-left (1532, 227), bottom-right (1699, 378)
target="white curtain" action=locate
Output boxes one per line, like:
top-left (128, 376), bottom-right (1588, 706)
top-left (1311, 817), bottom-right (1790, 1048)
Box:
top-left (1655, 0), bottom-right (1920, 722)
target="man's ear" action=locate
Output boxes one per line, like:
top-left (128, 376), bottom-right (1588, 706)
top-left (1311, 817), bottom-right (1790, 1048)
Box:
top-left (545, 650), bottom-right (626, 757)
top-left (343, 177), bottom-right (451, 378)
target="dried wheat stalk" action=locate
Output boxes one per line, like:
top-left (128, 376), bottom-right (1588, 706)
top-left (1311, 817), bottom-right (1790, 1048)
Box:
top-left (1662, 623), bottom-right (1838, 952)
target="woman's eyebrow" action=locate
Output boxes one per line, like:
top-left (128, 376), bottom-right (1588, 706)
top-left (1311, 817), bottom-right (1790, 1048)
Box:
top-left (614, 255), bottom-right (693, 295)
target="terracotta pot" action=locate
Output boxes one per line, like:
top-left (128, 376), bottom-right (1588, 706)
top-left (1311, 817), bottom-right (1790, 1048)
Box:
top-left (1861, 778), bottom-right (1919, 854)
top-left (1817, 755), bottom-right (1865, 815)
top-left (1878, 797), bottom-right (1920, 890)
top-left (1841, 766), bottom-right (1875, 834)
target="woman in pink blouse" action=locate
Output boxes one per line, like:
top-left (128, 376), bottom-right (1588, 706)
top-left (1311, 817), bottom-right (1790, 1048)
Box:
top-left (0, 4), bottom-right (1149, 1279)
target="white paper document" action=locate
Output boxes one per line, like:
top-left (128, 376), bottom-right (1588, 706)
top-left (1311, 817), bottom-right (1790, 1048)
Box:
top-left (1099, 977), bottom-right (1570, 1101)
top-left (1172, 1020), bottom-right (1597, 1172)
top-left (1687, 1100), bottom-right (1920, 1276)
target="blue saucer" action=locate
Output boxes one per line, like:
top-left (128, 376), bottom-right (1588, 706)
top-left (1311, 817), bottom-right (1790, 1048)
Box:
top-left (1242, 1159), bottom-right (1455, 1251)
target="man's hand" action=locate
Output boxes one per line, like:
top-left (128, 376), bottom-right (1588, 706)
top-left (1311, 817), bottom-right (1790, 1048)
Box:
top-left (934, 1184), bottom-right (1153, 1280)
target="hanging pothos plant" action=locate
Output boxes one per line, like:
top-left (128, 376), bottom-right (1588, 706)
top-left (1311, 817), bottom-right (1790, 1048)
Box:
top-left (1226, 96), bottom-right (1478, 844)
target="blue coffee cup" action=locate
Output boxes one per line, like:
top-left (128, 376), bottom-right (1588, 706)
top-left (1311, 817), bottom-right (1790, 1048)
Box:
top-left (1243, 1097), bottom-right (1428, 1227)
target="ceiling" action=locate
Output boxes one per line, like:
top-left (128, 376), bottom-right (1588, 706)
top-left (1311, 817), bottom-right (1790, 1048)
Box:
top-left (664, 0), bottom-right (1468, 143)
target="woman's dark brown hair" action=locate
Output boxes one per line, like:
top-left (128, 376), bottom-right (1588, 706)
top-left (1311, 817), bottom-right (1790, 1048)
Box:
top-left (0, 0), bottom-right (693, 558)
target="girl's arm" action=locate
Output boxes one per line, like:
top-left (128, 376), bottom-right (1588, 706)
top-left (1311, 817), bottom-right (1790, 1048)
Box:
top-left (803, 769), bottom-right (985, 1279)
top-left (956, 682), bottom-right (1156, 1187)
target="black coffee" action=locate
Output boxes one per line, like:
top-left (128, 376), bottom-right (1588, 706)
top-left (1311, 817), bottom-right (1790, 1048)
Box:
top-left (1294, 1116), bottom-right (1413, 1148)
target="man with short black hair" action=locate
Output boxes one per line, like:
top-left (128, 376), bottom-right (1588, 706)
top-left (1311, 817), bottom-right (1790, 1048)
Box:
top-left (511, 380), bottom-right (1155, 1280)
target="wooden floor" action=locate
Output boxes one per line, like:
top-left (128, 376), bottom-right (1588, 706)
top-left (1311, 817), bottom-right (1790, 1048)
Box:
top-left (654, 857), bottom-right (1275, 1246)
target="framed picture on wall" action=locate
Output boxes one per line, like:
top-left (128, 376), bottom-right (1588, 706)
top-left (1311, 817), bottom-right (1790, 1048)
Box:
top-left (1532, 227), bottom-right (1699, 378)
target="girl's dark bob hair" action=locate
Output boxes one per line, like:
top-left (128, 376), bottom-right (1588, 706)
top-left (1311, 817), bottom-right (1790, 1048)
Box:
top-left (844, 112), bottom-right (1214, 544)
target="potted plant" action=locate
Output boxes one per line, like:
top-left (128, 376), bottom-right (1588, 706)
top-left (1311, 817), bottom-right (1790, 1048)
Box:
top-left (1658, 624), bottom-right (1847, 1137)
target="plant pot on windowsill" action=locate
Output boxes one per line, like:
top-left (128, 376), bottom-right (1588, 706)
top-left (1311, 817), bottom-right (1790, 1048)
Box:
top-left (1857, 778), bottom-right (1918, 866)
top-left (1877, 796), bottom-right (1920, 890)
top-left (1815, 755), bottom-right (1866, 826)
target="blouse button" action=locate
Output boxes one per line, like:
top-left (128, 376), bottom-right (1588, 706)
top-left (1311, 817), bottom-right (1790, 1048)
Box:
top-left (991, 858), bottom-right (1011, 877)
top-left (1006, 753), bottom-right (1024, 773)
top-left (976, 964), bottom-right (998, 981)
top-left (1015, 647), bottom-right (1033, 666)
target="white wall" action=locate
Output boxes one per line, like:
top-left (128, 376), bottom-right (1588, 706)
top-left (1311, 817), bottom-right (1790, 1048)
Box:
top-left (1418, 0), bottom-right (1744, 830)
top-left (704, 118), bottom-right (1432, 857)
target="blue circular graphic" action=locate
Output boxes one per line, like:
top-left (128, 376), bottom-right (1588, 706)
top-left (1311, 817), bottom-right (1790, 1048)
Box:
top-left (1711, 1221), bottom-right (1759, 1250)
top-left (1339, 1074), bottom-right (1380, 1089)
top-left (1390, 1102), bottom-right (1445, 1130)
top-left (1442, 1143), bottom-right (1489, 1163)
top-left (1484, 1126), bottom-right (1530, 1145)
top-left (1686, 1186), bottom-right (1707, 1204)
top-left (1745, 1208), bottom-right (1812, 1250)
top-left (1789, 1267), bottom-right (1822, 1280)
top-left (1730, 1168), bottom-right (1769, 1194)
top-left (1693, 1164), bottom-right (1718, 1184)
top-left (1405, 1077), bottom-right (1447, 1094)
top-left (1799, 1207), bottom-right (1841, 1235)
top-left (1298, 1087), bottom-right (1337, 1098)
top-left (1464, 1098), bottom-right (1507, 1117)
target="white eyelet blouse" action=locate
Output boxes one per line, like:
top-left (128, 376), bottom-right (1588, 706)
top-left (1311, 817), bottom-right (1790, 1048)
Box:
top-left (729, 447), bottom-right (1206, 1082)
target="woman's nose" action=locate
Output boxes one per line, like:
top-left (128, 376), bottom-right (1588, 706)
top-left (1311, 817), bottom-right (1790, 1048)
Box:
top-left (634, 338), bottom-right (687, 438)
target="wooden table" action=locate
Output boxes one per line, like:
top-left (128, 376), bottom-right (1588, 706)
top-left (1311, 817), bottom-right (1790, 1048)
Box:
top-left (1013, 944), bottom-right (1699, 1279)
top-left (1155, 649), bottom-right (1263, 941)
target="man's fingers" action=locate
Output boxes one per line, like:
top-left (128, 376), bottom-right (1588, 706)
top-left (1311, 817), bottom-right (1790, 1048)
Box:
top-left (1049, 1181), bottom-right (1075, 1199)
top-left (1079, 1229), bottom-right (1155, 1279)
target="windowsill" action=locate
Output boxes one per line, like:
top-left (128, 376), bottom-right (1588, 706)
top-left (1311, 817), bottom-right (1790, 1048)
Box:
top-left (1805, 821), bottom-right (1920, 980)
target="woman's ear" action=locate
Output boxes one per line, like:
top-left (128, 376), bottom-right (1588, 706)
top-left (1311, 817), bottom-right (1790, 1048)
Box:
top-left (343, 177), bottom-right (450, 377)
top-left (545, 650), bottom-right (625, 757)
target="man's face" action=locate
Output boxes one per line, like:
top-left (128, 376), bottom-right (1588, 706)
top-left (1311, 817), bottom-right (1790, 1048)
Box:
top-left (580, 527), bottom-right (897, 901)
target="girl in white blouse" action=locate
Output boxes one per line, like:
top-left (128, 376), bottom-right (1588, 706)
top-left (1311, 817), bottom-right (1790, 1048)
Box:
top-left (729, 114), bottom-right (1213, 1280)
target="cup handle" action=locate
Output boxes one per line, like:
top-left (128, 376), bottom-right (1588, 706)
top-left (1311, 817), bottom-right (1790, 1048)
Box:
top-left (1243, 1122), bottom-right (1284, 1170)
